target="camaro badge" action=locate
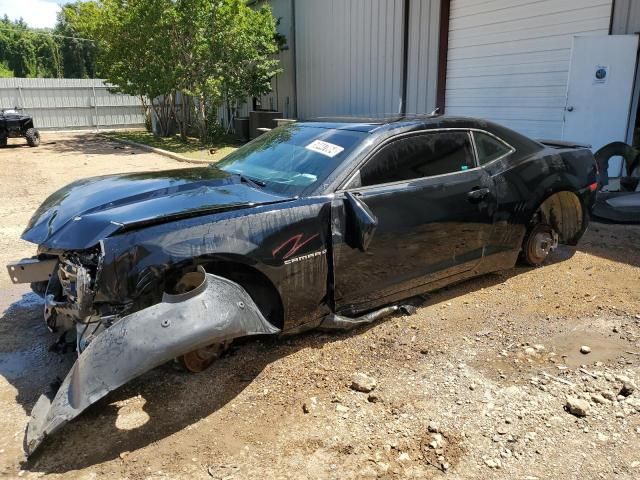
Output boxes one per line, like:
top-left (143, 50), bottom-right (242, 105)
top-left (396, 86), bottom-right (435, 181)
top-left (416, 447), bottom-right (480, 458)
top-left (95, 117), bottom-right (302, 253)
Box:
top-left (284, 249), bottom-right (327, 265)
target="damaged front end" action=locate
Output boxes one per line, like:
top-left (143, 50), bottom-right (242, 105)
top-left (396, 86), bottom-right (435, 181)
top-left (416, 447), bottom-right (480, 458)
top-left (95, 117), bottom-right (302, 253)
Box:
top-left (43, 248), bottom-right (114, 348)
top-left (11, 260), bottom-right (279, 456)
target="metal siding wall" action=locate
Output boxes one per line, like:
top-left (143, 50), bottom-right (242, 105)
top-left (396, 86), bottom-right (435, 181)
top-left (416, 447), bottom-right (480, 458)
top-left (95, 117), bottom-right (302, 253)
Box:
top-left (446, 0), bottom-right (613, 139)
top-left (611, 0), bottom-right (640, 143)
top-left (295, 0), bottom-right (405, 119)
top-left (611, 0), bottom-right (640, 34)
top-left (0, 78), bottom-right (145, 130)
top-left (406, 0), bottom-right (441, 114)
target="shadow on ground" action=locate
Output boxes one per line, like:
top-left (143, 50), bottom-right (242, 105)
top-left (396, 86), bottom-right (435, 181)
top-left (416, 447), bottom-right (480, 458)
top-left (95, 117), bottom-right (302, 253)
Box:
top-left (40, 133), bottom-right (149, 157)
top-left (578, 221), bottom-right (640, 268)
top-left (2, 134), bottom-right (144, 157)
top-left (0, 265), bottom-right (546, 473)
top-left (17, 132), bottom-right (241, 159)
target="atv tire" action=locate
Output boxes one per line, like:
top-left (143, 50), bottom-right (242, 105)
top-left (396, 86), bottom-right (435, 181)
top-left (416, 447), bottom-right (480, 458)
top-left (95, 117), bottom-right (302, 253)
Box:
top-left (25, 128), bottom-right (40, 147)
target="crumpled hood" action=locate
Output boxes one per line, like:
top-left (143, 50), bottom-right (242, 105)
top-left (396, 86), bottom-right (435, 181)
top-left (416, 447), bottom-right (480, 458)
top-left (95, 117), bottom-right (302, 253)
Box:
top-left (22, 167), bottom-right (289, 250)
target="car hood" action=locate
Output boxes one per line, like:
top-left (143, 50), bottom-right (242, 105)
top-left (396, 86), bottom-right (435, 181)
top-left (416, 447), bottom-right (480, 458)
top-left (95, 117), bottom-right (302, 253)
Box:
top-left (22, 167), bottom-right (290, 250)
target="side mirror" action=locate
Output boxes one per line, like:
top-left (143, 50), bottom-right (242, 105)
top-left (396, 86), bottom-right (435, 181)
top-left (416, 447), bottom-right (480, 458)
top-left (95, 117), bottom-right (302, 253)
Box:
top-left (344, 192), bottom-right (378, 252)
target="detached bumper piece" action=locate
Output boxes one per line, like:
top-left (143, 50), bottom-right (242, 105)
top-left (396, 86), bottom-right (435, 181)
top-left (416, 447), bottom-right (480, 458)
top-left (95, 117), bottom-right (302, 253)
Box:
top-left (25, 270), bottom-right (279, 456)
top-left (592, 191), bottom-right (640, 224)
top-left (6, 258), bottom-right (57, 284)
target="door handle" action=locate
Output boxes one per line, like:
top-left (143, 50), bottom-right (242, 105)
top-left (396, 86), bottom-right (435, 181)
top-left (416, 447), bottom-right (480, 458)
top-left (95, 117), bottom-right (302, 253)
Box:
top-left (467, 187), bottom-right (490, 202)
top-left (566, 106), bottom-right (574, 112)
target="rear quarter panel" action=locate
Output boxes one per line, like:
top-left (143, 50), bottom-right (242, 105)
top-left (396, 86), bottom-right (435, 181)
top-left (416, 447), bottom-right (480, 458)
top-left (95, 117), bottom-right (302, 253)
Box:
top-left (482, 146), bottom-right (597, 266)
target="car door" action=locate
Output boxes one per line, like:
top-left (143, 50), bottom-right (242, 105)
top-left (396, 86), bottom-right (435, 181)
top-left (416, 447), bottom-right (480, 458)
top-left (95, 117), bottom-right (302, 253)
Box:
top-left (331, 130), bottom-right (497, 314)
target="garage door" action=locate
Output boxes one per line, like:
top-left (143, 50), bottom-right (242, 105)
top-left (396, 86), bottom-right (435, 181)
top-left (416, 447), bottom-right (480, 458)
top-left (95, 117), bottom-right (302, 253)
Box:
top-left (445, 0), bottom-right (613, 140)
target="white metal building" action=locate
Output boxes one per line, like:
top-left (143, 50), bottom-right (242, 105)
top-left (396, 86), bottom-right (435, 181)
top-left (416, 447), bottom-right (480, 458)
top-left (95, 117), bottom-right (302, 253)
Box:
top-left (445, 0), bottom-right (613, 140)
top-left (264, 0), bottom-right (640, 156)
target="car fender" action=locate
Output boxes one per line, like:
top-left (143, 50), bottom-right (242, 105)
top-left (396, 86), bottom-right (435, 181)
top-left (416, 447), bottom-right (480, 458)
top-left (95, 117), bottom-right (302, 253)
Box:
top-left (24, 268), bottom-right (279, 455)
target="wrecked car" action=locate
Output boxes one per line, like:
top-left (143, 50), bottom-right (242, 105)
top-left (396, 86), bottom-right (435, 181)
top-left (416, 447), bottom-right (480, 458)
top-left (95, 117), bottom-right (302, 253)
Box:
top-left (7, 116), bottom-right (598, 454)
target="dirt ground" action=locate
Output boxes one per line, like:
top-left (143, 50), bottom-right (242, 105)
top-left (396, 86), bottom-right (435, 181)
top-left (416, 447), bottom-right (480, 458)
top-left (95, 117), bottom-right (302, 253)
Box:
top-left (0, 132), bottom-right (639, 479)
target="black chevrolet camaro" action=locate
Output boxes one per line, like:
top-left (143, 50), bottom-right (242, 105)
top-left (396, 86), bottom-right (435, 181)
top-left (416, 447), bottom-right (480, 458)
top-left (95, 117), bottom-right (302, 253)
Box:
top-left (7, 115), bottom-right (598, 454)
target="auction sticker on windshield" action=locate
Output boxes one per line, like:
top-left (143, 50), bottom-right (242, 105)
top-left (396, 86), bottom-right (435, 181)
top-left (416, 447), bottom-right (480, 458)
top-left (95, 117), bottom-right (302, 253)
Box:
top-left (305, 139), bottom-right (345, 158)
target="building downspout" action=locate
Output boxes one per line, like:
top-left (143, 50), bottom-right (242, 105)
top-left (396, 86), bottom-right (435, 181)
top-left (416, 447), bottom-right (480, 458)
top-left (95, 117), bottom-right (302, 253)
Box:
top-left (400, 0), bottom-right (411, 115)
top-left (436, 0), bottom-right (451, 114)
top-left (291, 0), bottom-right (298, 119)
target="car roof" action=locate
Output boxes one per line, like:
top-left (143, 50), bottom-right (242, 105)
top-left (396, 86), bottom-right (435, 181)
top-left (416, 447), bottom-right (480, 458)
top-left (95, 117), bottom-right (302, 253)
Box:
top-left (296, 115), bottom-right (496, 134)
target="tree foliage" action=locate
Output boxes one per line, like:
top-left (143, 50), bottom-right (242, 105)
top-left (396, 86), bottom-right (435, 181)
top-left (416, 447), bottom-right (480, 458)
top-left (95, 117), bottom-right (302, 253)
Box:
top-left (86, 0), bottom-right (282, 139)
top-left (0, 0), bottom-right (283, 140)
top-left (55, 2), bottom-right (101, 78)
top-left (0, 6), bottom-right (97, 79)
top-left (0, 16), bottom-right (61, 78)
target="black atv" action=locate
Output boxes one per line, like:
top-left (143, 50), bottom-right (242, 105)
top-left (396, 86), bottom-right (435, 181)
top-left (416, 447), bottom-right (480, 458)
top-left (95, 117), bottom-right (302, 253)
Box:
top-left (0, 109), bottom-right (40, 147)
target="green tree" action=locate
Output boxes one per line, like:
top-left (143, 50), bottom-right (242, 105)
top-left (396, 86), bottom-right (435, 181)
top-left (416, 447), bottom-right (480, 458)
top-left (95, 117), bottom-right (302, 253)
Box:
top-left (92, 0), bottom-right (179, 136)
top-left (0, 18), bottom-right (36, 77)
top-left (89, 0), bottom-right (282, 140)
top-left (0, 15), bottom-right (66, 78)
top-left (55, 2), bottom-right (100, 78)
top-left (209, 0), bottom-right (282, 135)
top-left (34, 34), bottom-right (62, 78)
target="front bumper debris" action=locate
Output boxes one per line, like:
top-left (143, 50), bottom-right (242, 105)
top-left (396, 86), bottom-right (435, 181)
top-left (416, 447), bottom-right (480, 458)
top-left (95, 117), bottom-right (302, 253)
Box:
top-left (6, 258), bottom-right (57, 284)
top-left (25, 268), bottom-right (280, 456)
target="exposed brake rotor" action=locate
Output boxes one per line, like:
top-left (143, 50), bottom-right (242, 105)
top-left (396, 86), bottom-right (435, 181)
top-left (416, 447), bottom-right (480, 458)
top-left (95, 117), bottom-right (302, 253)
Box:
top-left (179, 343), bottom-right (229, 373)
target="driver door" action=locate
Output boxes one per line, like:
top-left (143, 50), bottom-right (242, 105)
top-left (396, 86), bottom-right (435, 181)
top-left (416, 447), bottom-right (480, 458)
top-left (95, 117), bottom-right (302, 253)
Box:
top-left (331, 130), bottom-right (496, 314)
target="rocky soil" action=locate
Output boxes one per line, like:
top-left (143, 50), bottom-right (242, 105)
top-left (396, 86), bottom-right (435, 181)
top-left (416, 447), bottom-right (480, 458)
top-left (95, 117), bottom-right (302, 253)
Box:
top-left (0, 133), bottom-right (639, 479)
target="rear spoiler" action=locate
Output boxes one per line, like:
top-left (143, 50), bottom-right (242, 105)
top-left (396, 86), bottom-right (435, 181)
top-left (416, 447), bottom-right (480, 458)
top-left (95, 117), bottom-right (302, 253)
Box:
top-left (537, 139), bottom-right (592, 149)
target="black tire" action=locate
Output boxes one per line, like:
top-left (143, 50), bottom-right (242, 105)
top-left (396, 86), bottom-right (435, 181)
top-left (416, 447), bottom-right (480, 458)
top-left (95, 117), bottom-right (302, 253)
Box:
top-left (520, 223), bottom-right (555, 267)
top-left (594, 141), bottom-right (640, 189)
top-left (25, 128), bottom-right (40, 147)
top-left (0, 136), bottom-right (6, 148)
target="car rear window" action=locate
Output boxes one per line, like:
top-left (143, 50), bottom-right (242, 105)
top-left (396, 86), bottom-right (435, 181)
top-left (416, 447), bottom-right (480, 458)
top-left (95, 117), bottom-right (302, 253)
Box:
top-left (474, 131), bottom-right (513, 165)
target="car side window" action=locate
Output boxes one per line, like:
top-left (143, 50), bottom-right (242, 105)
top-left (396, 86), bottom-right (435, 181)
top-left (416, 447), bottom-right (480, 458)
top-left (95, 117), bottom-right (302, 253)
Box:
top-left (358, 131), bottom-right (475, 187)
top-left (474, 131), bottom-right (512, 165)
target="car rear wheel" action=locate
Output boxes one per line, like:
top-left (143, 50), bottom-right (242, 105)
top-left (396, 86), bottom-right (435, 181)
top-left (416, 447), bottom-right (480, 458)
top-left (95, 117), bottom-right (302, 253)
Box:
top-left (25, 128), bottom-right (40, 147)
top-left (520, 223), bottom-right (556, 267)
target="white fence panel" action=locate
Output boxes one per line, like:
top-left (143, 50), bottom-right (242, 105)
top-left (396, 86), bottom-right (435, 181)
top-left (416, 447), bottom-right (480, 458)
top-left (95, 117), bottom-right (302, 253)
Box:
top-left (0, 78), bottom-right (145, 130)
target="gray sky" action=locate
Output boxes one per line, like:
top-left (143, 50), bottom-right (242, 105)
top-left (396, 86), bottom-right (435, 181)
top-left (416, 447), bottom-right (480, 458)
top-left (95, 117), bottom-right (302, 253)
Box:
top-left (0, 0), bottom-right (67, 29)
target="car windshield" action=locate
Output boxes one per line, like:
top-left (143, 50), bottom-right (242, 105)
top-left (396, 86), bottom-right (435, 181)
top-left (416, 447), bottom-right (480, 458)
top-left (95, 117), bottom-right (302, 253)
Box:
top-left (215, 123), bottom-right (368, 196)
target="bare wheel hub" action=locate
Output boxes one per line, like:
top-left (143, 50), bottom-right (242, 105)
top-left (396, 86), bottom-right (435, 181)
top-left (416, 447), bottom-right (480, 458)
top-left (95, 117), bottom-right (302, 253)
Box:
top-left (532, 230), bottom-right (553, 259)
top-left (526, 224), bottom-right (558, 265)
top-left (179, 343), bottom-right (228, 373)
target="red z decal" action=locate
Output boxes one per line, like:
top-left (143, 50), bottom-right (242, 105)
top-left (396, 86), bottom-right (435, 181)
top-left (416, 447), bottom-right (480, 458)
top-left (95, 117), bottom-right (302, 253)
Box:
top-left (272, 233), bottom-right (319, 260)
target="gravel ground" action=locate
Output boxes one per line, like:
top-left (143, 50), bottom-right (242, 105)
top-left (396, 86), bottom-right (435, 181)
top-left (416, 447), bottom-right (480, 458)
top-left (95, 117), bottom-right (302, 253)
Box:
top-left (0, 133), bottom-right (639, 479)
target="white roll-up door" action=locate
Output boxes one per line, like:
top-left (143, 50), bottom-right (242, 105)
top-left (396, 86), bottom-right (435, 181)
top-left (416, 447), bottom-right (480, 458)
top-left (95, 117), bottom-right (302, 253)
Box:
top-left (445, 0), bottom-right (613, 139)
